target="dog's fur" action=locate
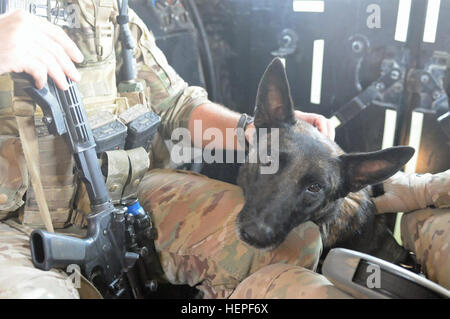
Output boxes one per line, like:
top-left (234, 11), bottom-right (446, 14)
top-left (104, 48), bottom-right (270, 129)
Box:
top-left (236, 58), bottom-right (415, 263)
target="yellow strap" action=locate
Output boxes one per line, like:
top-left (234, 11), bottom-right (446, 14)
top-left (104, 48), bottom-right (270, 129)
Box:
top-left (13, 98), bottom-right (54, 233)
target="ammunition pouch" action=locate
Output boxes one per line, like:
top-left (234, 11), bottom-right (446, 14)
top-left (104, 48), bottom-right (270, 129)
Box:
top-left (0, 0), bottom-right (161, 230)
top-left (101, 147), bottom-right (150, 204)
top-left (88, 102), bottom-right (161, 155)
top-left (90, 111), bottom-right (128, 154)
top-left (122, 148), bottom-right (150, 200)
top-left (0, 136), bottom-right (28, 219)
top-left (72, 147), bottom-right (150, 227)
top-left (67, 0), bottom-right (116, 64)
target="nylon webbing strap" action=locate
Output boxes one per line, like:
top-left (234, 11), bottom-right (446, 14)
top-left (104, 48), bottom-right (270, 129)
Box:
top-left (101, 147), bottom-right (149, 203)
top-left (78, 81), bottom-right (113, 99)
top-left (122, 147), bottom-right (149, 200)
top-left (119, 90), bottom-right (147, 109)
top-left (95, 0), bottom-right (114, 60)
top-left (0, 75), bottom-right (13, 109)
top-left (101, 149), bottom-right (129, 204)
top-left (13, 98), bottom-right (54, 233)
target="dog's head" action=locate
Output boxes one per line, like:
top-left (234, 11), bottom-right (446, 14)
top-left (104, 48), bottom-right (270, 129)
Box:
top-left (236, 58), bottom-right (414, 250)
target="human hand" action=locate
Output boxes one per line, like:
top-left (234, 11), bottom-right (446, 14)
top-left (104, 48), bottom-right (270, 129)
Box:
top-left (372, 171), bottom-right (433, 214)
top-left (0, 10), bottom-right (84, 90)
top-left (294, 110), bottom-right (335, 141)
top-left (244, 110), bottom-right (336, 145)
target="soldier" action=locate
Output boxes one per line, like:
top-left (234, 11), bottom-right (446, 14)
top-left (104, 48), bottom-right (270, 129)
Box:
top-left (0, 5), bottom-right (332, 298)
top-left (0, 10), bottom-right (85, 298)
top-left (0, 4), bottom-right (448, 299)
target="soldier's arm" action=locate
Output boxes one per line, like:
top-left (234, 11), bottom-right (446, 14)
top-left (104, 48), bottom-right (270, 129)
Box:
top-left (0, 10), bottom-right (83, 90)
top-left (372, 170), bottom-right (450, 214)
top-left (188, 105), bottom-right (335, 149)
top-left (127, 10), bottom-right (334, 150)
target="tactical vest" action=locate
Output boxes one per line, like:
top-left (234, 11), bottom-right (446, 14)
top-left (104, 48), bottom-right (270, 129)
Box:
top-left (0, 0), bottom-right (155, 228)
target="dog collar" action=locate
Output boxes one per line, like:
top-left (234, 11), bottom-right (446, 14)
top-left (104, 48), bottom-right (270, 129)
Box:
top-left (237, 113), bottom-right (254, 152)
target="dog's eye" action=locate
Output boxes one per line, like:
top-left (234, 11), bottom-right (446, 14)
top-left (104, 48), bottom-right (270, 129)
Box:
top-left (307, 183), bottom-right (322, 193)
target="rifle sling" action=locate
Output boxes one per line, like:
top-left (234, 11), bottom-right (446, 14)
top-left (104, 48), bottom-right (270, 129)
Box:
top-left (13, 98), bottom-right (54, 233)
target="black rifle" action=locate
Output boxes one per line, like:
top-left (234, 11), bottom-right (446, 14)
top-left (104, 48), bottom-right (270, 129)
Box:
top-left (25, 76), bottom-right (161, 298)
top-left (2, 0), bottom-right (162, 297)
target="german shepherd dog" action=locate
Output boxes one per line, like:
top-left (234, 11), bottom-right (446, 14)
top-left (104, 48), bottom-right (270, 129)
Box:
top-left (236, 58), bottom-right (415, 264)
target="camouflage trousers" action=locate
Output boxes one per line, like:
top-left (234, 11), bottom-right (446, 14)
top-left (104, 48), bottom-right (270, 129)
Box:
top-left (137, 169), bottom-right (323, 299)
top-left (230, 264), bottom-right (352, 299)
top-left (0, 169), bottom-right (448, 298)
top-left (0, 221), bottom-right (80, 298)
top-left (138, 169), bottom-right (450, 298)
top-left (401, 207), bottom-right (450, 289)
top-left (231, 208), bottom-right (450, 298)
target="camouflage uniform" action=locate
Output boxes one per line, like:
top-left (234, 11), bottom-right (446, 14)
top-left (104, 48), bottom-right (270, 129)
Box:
top-left (401, 208), bottom-right (450, 289)
top-left (229, 264), bottom-right (352, 299)
top-left (400, 170), bottom-right (450, 289)
top-left (0, 0), bottom-right (210, 298)
top-left (0, 0), bottom-right (322, 298)
top-left (231, 171), bottom-right (450, 298)
top-left (0, 221), bottom-right (79, 299)
top-left (137, 169), bottom-right (322, 298)
top-left (0, 0), bottom-right (448, 299)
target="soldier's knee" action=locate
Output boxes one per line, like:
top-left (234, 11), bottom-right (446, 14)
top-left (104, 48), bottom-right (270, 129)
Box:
top-left (138, 168), bottom-right (244, 228)
top-left (0, 265), bottom-right (79, 299)
top-left (0, 222), bottom-right (80, 299)
top-left (401, 208), bottom-right (450, 289)
top-left (137, 170), bottom-right (324, 298)
top-left (230, 263), bottom-right (352, 299)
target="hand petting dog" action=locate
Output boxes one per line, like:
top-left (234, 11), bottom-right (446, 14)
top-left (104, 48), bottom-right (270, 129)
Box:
top-left (245, 110), bottom-right (335, 146)
top-left (293, 110), bottom-right (335, 141)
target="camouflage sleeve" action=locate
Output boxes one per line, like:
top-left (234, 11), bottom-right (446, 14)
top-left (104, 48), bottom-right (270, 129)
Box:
top-left (427, 169), bottom-right (450, 209)
top-left (373, 170), bottom-right (450, 214)
top-left (401, 208), bottom-right (450, 289)
top-left (138, 169), bottom-right (323, 299)
top-left (125, 9), bottom-right (210, 140)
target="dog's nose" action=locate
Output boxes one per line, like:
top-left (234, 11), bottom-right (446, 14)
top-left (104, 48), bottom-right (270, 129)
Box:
top-left (240, 229), bottom-right (254, 244)
top-left (239, 222), bottom-right (277, 248)
top-left (257, 223), bottom-right (276, 238)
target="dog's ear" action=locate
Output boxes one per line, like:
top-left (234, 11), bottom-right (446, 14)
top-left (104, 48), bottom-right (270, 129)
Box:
top-left (254, 58), bottom-right (296, 128)
top-left (339, 146), bottom-right (415, 193)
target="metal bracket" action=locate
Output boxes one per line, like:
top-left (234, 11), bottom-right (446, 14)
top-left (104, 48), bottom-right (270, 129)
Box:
top-left (332, 43), bottom-right (406, 126)
top-left (333, 41), bottom-right (450, 140)
top-left (152, 0), bottom-right (192, 33)
top-left (407, 51), bottom-right (450, 138)
top-left (271, 29), bottom-right (299, 58)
